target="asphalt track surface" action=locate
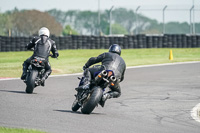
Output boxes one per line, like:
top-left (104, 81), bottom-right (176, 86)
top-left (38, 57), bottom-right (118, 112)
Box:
top-left (0, 62), bottom-right (200, 133)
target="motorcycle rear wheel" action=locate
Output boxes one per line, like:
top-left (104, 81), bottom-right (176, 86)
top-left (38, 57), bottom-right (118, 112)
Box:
top-left (26, 68), bottom-right (38, 94)
top-left (81, 86), bottom-right (103, 114)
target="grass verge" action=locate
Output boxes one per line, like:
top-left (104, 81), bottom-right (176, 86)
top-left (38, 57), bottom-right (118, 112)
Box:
top-left (0, 127), bottom-right (46, 133)
top-left (0, 48), bottom-right (199, 78)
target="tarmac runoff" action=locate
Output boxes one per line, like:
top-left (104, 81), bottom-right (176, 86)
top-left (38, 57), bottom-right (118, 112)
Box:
top-left (0, 61), bottom-right (200, 123)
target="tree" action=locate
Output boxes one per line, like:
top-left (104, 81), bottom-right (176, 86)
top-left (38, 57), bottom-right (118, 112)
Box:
top-left (12, 10), bottom-right (62, 36)
top-left (112, 8), bottom-right (136, 34)
top-left (165, 22), bottom-right (189, 34)
top-left (75, 11), bottom-right (99, 35)
top-left (63, 25), bottom-right (79, 35)
top-left (110, 23), bottom-right (128, 35)
top-left (46, 8), bottom-right (200, 35)
top-left (0, 12), bottom-right (12, 36)
top-left (47, 8), bottom-right (160, 35)
top-left (141, 20), bottom-right (162, 34)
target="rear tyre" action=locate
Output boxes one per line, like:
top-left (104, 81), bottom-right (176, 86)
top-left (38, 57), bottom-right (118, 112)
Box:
top-left (81, 87), bottom-right (103, 114)
top-left (26, 69), bottom-right (38, 94)
top-left (72, 99), bottom-right (81, 112)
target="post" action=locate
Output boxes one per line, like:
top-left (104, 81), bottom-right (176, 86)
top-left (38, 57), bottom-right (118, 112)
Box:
top-left (136, 6), bottom-right (140, 34)
top-left (8, 29), bottom-right (11, 37)
top-left (193, 0), bottom-right (195, 34)
top-left (169, 50), bottom-right (173, 60)
top-left (163, 5), bottom-right (167, 34)
top-left (109, 6), bottom-right (114, 35)
top-left (190, 5), bottom-right (194, 34)
top-left (98, 0), bottom-right (101, 35)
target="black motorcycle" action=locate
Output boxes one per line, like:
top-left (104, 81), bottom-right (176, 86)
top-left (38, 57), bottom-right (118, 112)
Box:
top-left (72, 65), bottom-right (117, 114)
top-left (24, 55), bottom-right (55, 93)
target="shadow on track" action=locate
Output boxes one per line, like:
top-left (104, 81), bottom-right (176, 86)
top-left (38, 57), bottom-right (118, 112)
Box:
top-left (0, 90), bottom-right (37, 94)
top-left (54, 110), bottom-right (105, 115)
top-left (54, 110), bottom-right (82, 114)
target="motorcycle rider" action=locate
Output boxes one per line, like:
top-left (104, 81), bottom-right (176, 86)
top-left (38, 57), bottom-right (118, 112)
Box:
top-left (21, 27), bottom-right (59, 86)
top-left (77, 44), bottom-right (126, 107)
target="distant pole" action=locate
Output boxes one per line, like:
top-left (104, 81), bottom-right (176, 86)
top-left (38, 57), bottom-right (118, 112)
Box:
top-left (8, 29), bottom-right (11, 37)
top-left (162, 5), bottom-right (167, 34)
top-left (98, 0), bottom-right (101, 35)
top-left (109, 6), bottom-right (114, 35)
top-left (193, 0), bottom-right (195, 34)
top-left (190, 5), bottom-right (194, 34)
top-left (136, 6), bottom-right (140, 34)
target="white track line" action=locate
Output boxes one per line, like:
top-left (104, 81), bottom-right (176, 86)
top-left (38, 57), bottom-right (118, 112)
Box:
top-left (126, 61), bottom-right (200, 69)
top-left (0, 78), bottom-right (20, 81)
top-left (0, 61), bottom-right (199, 81)
top-left (191, 103), bottom-right (200, 123)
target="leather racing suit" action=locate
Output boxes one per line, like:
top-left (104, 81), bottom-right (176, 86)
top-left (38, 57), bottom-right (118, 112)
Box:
top-left (21, 35), bottom-right (59, 81)
top-left (83, 52), bottom-right (126, 98)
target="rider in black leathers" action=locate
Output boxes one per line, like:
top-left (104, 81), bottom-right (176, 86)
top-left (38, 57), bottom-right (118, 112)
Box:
top-left (78, 44), bottom-right (126, 107)
top-left (21, 27), bottom-right (59, 86)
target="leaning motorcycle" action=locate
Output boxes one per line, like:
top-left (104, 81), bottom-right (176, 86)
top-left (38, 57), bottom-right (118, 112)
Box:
top-left (24, 55), bottom-right (55, 94)
top-left (72, 65), bottom-right (117, 114)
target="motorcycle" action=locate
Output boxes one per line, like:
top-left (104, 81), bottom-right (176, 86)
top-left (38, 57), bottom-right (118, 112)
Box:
top-left (24, 55), bottom-right (56, 94)
top-left (72, 65), bottom-right (117, 114)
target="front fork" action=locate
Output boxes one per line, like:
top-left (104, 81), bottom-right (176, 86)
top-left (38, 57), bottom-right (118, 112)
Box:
top-left (75, 89), bottom-right (91, 106)
top-left (35, 69), bottom-right (45, 86)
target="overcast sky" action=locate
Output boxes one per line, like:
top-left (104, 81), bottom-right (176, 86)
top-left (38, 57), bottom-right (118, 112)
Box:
top-left (0, 0), bottom-right (199, 23)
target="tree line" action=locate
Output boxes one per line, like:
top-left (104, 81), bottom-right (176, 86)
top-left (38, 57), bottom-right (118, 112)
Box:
top-left (0, 8), bottom-right (199, 36)
top-left (0, 8), bottom-right (62, 36)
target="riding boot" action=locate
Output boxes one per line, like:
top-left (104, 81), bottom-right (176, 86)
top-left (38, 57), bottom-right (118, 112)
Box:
top-left (41, 77), bottom-right (45, 87)
top-left (99, 85), bottom-right (121, 107)
top-left (21, 62), bottom-right (28, 80)
top-left (41, 69), bottom-right (52, 86)
top-left (99, 93), bottom-right (111, 107)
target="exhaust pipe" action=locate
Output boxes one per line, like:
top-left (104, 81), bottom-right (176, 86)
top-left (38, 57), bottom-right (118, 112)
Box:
top-left (110, 76), bottom-right (116, 82)
top-left (110, 76), bottom-right (116, 86)
top-left (101, 70), bottom-right (107, 77)
top-left (95, 70), bottom-right (107, 82)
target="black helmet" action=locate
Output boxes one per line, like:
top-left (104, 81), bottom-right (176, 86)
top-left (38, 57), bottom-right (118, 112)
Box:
top-left (109, 44), bottom-right (121, 55)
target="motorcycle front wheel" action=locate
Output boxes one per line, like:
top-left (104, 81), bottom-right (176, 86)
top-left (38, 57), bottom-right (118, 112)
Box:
top-left (26, 68), bottom-right (38, 94)
top-left (72, 99), bottom-right (81, 112)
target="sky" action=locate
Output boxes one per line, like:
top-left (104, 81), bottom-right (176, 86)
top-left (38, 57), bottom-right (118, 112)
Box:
top-left (0, 0), bottom-right (199, 23)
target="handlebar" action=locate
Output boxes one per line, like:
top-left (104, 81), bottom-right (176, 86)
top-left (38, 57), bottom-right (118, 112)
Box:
top-left (49, 54), bottom-right (58, 59)
top-left (25, 45), bottom-right (58, 59)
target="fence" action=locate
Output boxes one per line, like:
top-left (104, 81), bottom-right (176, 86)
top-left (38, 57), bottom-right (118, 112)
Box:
top-left (0, 34), bottom-right (200, 52)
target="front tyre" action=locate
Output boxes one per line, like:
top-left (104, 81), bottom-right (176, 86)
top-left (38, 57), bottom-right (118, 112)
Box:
top-left (72, 99), bottom-right (81, 112)
top-left (26, 68), bottom-right (38, 94)
top-left (81, 86), bottom-right (103, 114)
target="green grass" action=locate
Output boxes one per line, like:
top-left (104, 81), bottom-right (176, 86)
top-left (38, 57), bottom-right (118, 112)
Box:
top-left (0, 127), bottom-right (46, 133)
top-left (0, 48), bottom-right (199, 78)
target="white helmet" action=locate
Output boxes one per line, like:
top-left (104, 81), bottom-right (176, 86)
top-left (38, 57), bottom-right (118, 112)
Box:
top-left (38, 27), bottom-right (50, 37)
